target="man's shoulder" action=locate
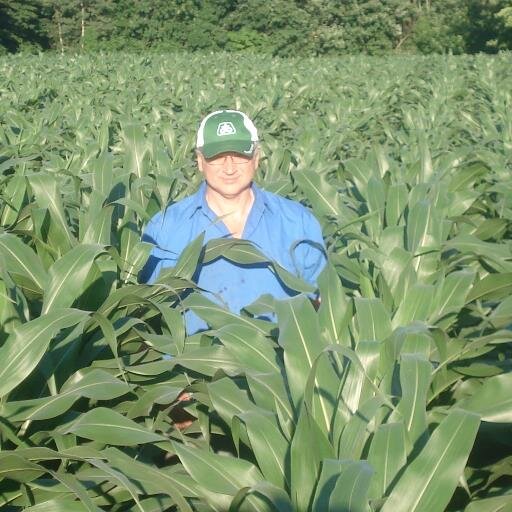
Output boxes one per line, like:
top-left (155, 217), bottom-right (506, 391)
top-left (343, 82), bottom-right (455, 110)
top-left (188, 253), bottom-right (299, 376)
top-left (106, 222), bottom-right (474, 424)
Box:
top-left (148, 189), bottom-right (201, 226)
top-left (164, 192), bottom-right (201, 217)
top-left (144, 189), bottom-right (202, 245)
top-left (259, 187), bottom-right (317, 222)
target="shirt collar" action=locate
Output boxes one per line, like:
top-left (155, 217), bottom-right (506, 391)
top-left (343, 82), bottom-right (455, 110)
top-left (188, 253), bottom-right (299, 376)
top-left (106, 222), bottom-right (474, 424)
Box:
top-left (188, 181), bottom-right (273, 218)
top-left (253, 182), bottom-right (274, 214)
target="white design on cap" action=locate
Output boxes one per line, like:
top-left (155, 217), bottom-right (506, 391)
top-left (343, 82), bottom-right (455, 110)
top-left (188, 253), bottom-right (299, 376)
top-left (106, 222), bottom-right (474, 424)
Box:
top-left (217, 122), bottom-right (236, 136)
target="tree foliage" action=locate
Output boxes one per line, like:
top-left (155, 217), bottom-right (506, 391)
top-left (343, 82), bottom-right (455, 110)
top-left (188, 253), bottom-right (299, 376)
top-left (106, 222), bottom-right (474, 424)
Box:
top-left (0, 0), bottom-right (48, 54)
top-left (1, 0), bottom-right (512, 55)
top-left (410, 0), bottom-right (466, 54)
top-left (307, 0), bottom-right (417, 54)
top-left (465, 0), bottom-right (512, 52)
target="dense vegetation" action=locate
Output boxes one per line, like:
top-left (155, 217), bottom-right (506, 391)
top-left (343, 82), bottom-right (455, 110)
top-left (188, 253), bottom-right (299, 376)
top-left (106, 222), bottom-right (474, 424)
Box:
top-left (1, 0), bottom-right (512, 56)
top-left (1, 51), bottom-right (512, 511)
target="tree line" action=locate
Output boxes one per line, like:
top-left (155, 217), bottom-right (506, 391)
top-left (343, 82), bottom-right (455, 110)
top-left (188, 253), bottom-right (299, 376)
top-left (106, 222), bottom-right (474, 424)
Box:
top-left (1, 0), bottom-right (511, 56)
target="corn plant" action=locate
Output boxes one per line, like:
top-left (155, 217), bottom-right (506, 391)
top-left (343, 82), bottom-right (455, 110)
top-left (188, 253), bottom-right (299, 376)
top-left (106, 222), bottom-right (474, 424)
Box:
top-left (0, 51), bottom-right (511, 511)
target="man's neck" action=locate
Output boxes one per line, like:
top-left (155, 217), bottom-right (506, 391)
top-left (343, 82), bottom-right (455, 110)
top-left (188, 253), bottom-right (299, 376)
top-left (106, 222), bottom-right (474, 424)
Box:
top-left (205, 185), bottom-right (255, 238)
top-left (205, 185), bottom-right (254, 217)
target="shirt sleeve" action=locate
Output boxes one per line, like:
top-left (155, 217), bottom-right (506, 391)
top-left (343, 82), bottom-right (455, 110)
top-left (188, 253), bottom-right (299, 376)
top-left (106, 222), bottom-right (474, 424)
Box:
top-left (139, 211), bottom-right (177, 284)
top-left (292, 208), bottom-right (327, 286)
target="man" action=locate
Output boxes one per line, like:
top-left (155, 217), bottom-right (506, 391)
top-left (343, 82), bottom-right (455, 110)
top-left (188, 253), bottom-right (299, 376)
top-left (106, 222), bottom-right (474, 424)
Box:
top-left (141, 110), bottom-right (326, 333)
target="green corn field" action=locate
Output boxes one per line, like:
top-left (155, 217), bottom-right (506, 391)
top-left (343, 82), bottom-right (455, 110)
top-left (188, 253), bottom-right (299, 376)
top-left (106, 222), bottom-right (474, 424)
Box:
top-left (0, 51), bottom-right (512, 512)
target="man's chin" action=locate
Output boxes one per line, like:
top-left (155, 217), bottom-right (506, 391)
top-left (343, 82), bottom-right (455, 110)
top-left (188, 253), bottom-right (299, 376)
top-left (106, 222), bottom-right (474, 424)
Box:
top-left (207, 182), bottom-right (251, 199)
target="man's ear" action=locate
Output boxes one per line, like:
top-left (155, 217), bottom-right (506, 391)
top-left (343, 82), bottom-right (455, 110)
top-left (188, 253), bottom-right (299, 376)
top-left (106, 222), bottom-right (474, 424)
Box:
top-left (196, 150), bottom-right (204, 173)
top-left (253, 147), bottom-right (260, 169)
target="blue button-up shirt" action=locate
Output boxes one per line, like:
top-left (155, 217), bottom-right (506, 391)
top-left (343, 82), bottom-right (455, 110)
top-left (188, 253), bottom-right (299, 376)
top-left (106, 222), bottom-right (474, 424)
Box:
top-left (141, 182), bottom-right (326, 333)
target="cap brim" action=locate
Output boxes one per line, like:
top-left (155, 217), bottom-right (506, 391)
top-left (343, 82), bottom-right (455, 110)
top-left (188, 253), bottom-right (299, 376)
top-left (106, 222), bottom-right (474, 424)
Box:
top-left (200, 140), bottom-right (255, 159)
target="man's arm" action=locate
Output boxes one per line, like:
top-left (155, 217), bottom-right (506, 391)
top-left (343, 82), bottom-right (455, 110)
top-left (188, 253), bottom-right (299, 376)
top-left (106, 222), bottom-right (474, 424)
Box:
top-left (294, 208), bottom-right (327, 287)
top-left (139, 211), bottom-right (177, 284)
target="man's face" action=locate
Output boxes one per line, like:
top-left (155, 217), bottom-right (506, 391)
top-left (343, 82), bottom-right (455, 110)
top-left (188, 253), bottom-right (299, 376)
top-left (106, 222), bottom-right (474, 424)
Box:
top-left (197, 150), bottom-right (259, 199)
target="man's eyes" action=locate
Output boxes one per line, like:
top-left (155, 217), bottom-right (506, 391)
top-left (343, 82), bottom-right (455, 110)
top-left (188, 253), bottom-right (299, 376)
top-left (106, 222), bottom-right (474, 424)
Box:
top-left (207, 156), bottom-right (251, 165)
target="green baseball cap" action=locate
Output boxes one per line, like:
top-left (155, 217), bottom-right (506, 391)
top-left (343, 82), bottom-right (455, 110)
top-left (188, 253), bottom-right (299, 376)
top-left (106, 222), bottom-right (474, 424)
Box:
top-left (196, 110), bottom-right (259, 159)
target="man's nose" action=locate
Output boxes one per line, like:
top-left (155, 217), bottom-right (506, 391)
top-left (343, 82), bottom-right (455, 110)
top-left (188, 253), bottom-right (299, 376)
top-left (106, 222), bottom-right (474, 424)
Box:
top-left (224, 157), bottom-right (236, 174)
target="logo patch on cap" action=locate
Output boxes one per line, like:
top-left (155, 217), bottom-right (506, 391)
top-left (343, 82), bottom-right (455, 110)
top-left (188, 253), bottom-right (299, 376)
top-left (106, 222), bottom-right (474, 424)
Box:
top-left (217, 122), bottom-right (236, 136)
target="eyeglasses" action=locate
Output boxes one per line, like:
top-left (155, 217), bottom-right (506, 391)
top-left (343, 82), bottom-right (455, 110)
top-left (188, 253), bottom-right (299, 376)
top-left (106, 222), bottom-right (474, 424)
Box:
top-left (204, 154), bottom-right (253, 167)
